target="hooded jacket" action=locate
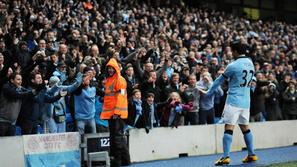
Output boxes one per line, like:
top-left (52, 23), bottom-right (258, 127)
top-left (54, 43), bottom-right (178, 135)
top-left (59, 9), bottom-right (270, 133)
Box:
top-left (101, 58), bottom-right (128, 119)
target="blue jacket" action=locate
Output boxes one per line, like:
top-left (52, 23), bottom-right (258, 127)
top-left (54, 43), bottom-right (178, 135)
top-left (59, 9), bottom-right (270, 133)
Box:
top-left (43, 75), bottom-right (82, 121)
top-left (198, 80), bottom-right (223, 110)
top-left (74, 86), bottom-right (96, 120)
top-left (94, 97), bottom-right (108, 127)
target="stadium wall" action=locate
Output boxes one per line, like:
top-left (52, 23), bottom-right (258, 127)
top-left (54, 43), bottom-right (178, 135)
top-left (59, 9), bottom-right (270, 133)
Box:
top-left (129, 120), bottom-right (297, 162)
top-left (0, 136), bottom-right (25, 167)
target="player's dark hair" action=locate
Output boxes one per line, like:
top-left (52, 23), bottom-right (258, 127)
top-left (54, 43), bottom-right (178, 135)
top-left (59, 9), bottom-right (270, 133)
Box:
top-left (230, 40), bottom-right (247, 55)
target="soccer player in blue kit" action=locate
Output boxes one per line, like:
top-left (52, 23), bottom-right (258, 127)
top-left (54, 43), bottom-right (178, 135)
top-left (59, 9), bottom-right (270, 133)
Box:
top-left (205, 40), bottom-right (258, 165)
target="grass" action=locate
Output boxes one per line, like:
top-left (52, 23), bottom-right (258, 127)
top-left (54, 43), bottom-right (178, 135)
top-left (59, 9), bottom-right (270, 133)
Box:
top-left (267, 161), bottom-right (297, 167)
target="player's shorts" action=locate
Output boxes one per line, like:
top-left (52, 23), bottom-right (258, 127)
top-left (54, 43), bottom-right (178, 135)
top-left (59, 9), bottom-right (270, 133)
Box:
top-left (221, 104), bottom-right (249, 125)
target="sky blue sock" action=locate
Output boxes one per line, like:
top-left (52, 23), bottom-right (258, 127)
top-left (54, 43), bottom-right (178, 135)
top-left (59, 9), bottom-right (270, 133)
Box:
top-left (244, 130), bottom-right (255, 155)
top-left (223, 133), bottom-right (233, 157)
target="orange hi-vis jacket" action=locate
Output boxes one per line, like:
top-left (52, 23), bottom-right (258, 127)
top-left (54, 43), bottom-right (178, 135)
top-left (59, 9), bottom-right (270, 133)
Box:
top-left (100, 58), bottom-right (128, 119)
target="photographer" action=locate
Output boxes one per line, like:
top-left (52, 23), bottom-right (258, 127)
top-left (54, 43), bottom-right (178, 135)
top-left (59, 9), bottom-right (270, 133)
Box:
top-left (265, 82), bottom-right (282, 121)
top-left (282, 80), bottom-right (297, 120)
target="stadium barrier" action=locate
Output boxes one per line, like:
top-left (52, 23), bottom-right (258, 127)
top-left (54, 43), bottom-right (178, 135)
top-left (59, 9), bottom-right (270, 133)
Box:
top-left (0, 120), bottom-right (296, 165)
top-left (129, 120), bottom-right (297, 162)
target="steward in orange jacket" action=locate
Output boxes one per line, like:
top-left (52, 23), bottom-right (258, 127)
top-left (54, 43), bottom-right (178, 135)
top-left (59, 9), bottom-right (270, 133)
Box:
top-left (100, 58), bottom-right (130, 167)
top-left (101, 58), bottom-right (128, 119)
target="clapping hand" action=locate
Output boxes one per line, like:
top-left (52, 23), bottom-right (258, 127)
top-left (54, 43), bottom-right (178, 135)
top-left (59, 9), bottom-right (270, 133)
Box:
top-left (180, 84), bottom-right (188, 92)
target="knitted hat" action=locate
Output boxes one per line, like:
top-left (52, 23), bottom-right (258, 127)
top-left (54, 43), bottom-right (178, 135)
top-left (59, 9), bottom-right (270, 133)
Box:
top-left (49, 76), bottom-right (60, 86)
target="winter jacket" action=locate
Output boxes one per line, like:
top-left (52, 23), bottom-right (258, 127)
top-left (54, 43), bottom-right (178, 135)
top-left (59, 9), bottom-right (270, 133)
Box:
top-left (0, 83), bottom-right (33, 124)
top-left (127, 98), bottom-right (146, 128)
top-left (101, 58), bottom-right (128, 119)
top-left (17, 85), bottom-right (61, 124)
top-left (282, 89), bottom-right (297, 115)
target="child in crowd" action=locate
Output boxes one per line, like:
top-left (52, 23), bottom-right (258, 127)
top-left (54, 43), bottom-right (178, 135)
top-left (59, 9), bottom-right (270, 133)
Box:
top-left (126, 89), bottom-right (147, 132)
top-left (160, 92), bottom-right (192, 127)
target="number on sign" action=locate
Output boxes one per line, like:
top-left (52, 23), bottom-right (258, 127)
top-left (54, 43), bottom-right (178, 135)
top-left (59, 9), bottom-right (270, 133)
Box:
top-left (100, 138), bottom-right (110, 147)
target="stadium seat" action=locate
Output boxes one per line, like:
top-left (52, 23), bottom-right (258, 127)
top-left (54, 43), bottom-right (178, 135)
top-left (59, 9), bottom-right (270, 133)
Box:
top-left (87, 151), bottom-right (110, 167)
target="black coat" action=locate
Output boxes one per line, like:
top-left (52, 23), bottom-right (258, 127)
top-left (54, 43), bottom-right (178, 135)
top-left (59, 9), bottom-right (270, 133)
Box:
top-left (250, 81), bottom-right (269, 116)
top-left (265, 89), bottom-right (282, 121)
top-left (140, 81), bottom-right (161, 102)
top-left (17, 85), bottom-right (61, 124)
top-left (282, 89), bottom-right (297, 115)
top-left (124, 75), bottom-right (139, 98)
top-left (142, 101), bottom-right (160, 128)
top-left (16, 49), bottom-right (32, 69)
top-left (0, 82), bottom-right (33, 124)
top-left (127, 98), bottom-right (147, 129)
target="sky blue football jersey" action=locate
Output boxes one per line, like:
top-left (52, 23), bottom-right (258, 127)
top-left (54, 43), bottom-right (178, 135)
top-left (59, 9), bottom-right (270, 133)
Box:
top-left (207, 56), bottom-right (254, 109)
top-left (223, 56), bottom-right (255, 108)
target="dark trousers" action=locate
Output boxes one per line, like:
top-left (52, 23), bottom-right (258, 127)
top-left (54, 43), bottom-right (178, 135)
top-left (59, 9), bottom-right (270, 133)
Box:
top-left (185, 112), bottom-right (199, 125)
top-left (108, 118), bottom-right (131, 167)
top-left (96, 124), bottom-right (109, 133)
top-left (199, 108), bottom-right (215, 125)
top-left (18, 119), bottom-right (38, 135)
top-left (0, 122), bottom-right (16, 136)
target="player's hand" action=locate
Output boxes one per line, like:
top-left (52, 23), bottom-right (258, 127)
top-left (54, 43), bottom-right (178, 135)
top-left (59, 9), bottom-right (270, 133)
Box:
top-left (217, 69), bottom-right (224, 75)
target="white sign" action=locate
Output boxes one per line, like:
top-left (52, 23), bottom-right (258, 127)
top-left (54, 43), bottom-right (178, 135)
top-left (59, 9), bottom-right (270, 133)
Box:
top-left (23, 132), bottom-right (80, 155)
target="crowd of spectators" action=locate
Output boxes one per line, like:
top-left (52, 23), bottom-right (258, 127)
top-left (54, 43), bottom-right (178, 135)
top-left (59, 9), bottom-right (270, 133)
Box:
top-left (0, 0), bottom-right (297, 136)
